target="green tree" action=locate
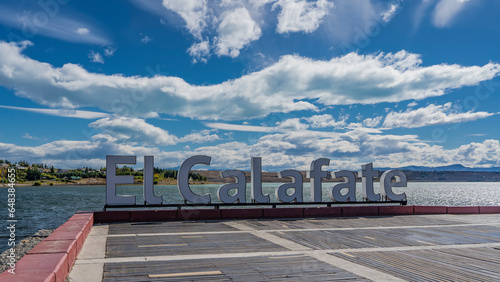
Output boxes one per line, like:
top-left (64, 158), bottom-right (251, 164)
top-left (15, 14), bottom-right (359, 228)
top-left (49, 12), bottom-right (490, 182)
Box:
top-left (26, 169), bottom-right (42, 181)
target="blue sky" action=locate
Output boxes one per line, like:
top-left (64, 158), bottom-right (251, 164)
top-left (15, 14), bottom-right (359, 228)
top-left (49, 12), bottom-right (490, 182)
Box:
top-left (1, 0), bottom-right (500, 171)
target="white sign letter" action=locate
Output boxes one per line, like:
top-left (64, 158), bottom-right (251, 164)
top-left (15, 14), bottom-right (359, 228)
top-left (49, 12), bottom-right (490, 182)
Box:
top-left (358, 163), bottom-right (380, 202)
top-left (380, 170), bottom-right (407, 201)
top-left (143, 156), bottom-right (162, 205)
top-left (218, 170), bottom-right (246, 203)
top-left (276, 170), bottom-right (303, 203)
top-left (178, 155), bottom-right (211, 204)
top-left (106, 155), bottom-right (136, 205)
top-left (251, 157), bottom-right (270, 203)
top-left (307, 158), bottom-right (330, 202)
top-left (330, 170), bottom-right (356, 202)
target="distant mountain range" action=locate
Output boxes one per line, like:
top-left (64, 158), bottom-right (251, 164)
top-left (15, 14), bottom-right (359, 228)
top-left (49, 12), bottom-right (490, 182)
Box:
top-left (377, 164), bottom-right (500, 172)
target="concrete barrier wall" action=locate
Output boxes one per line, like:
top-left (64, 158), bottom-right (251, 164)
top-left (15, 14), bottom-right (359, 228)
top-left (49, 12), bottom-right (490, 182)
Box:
top-left (94, 205), bottom-right (500, 223)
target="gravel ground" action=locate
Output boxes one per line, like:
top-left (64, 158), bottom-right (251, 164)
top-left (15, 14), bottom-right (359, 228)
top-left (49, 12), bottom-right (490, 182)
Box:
top-left (0, 229), bottom-right (54, 273)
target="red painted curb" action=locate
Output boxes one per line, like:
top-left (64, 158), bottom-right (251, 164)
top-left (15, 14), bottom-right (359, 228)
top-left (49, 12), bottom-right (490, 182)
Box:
top-left (220, 208), bottom-right (263, 219)
top-left (178, 209), bottom-right (221, 220)
top-left (379, 206), bottom-right (414, 215)
top-left (303, 207), bottom-right (342, 217)
top-left (479, 206), bottom-right (500, 214)
top-left (93, 210), bottom-right (130, 223)
top-left (130, 210), bottom-right (178, 222)
top-left (0, 272), bottom-right (55, 282)
top-left (0, 212), bottom-right (94, 282)
top-left (342, 206), bottom-right (379, 217)
top-left (11, 253), bottom-right (68, 282)
top-left (447, 206), bottom-right (479, 214)
top-left (414, 206), bottom-right (447, 214)
top-left (28, 239), bottom-right (77, 268)
top-left (263, 207), bottom-right (304, 219)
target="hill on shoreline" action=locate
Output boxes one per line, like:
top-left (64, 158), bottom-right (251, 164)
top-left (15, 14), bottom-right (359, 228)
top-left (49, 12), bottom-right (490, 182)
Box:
top-left (195, 170), bottom-right (500, 183)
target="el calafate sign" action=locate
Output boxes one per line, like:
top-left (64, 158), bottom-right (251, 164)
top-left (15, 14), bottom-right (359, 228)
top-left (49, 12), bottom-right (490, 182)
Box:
top-left (105, 155), bottom-right (407, 206)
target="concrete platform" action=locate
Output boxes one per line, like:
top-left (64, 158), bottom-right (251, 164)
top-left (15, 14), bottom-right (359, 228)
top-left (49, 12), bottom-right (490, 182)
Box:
top-left (67, 213), bottom-right (500, 281)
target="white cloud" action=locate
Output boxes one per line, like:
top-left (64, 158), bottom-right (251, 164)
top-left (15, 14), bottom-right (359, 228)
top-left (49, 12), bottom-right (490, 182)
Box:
top-left (0, 105), bottom-right (109, 119)
top-left (0, 139), bottom-right (161, 169)
top-left (432, 0), bottom-right (470, 28)
top-left (89, 117), bottom-right (178, 146)
top-left (179, 130), bottom-right (220, 143)
top-left (205, 122), bottom-right (273, 132)
top-left (188, 40), bottom-right (210, 63)
top-left (273, 0), bottom-right (333, 34)
top-left (22, 133), bottom-right (37, 140)
top-left (1, 42), bottom-right (499, 121)
top-left (304, 114), bottom-right (348, 129)
top-left (140, 35), bottom-right (152, 44)
top-left (407, 101), bottom-right (418, 107)
top-left (363, 116), bottom-right (383, 128)
top-left (162, 0), bottom-right (208, 40)
top-left (215, 7), bottom-right (262, 58)
top-left (275, 118), bottom-right (309, 131)
top-left (0, 6), bottom-right (110, 45)
top-left (2, 123), bottom-right (500, 170)
top-left (103, 47), bottom-right (116, 57)
top-left (382, 103), bottom-right (495, 129)
top-left (76, 28), bottom-right (90, 35)
top-left (454, 140), bottom-right (500, 167)
top-left (88, 51), bottom-right (104, 64)
top-left (381, 3), bottom-right (399, 23)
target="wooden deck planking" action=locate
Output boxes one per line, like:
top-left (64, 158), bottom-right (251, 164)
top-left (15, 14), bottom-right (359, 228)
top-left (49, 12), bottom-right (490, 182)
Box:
top-left (95, 214), bottom-right (500, 281)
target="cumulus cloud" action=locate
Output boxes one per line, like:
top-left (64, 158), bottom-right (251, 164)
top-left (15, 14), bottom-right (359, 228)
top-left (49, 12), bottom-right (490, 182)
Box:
top-left (304, 114), bottom-right (348, 129)
top-left (188, 40), bottom-right (210, 63)
top-left (363, 116), bottom-right (383, 128)
top-left (143, 0), bottom-right (404, 61)
top-left (273, 0), bottom-right (333, 33)
top-left (382, 103), bottom-right (495, 129)
top-left (88, 51), bottom-right (104, 63)
top-left (179, 130), bottom-right (220, 143)
top-left (2, 123), bottom-right (500, 170)
top-left (1, 41), bottom-right (499, 121)
top-left (89, 117), bottom-right (178, 146)
top-left (0, 139), bottom-right (161, 169)
top-left (455, 140), bottom-right (500, 167)
top-left (162, 0), bottom-right (208, 40)
top-left (432, 0), bottom-right (470, 28)
top-left (381, 3), bottom-right (399, 23)
top-left (215, 8), bottom-right (262, 58)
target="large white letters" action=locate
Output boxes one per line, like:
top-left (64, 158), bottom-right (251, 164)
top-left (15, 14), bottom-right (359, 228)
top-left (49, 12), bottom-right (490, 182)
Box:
top-left (105, 155), bottom-right (408, 205)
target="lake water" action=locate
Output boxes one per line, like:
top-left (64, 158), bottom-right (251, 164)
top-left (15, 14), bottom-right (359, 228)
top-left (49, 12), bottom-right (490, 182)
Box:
top-left (1, 182), bottom-right (499, 246)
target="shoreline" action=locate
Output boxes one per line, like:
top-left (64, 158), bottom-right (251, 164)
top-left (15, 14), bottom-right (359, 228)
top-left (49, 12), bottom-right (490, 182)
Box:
top-left (2, 179), bottom-right (499, 188)
top-left (0, 229), bottom-right (54, 274)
